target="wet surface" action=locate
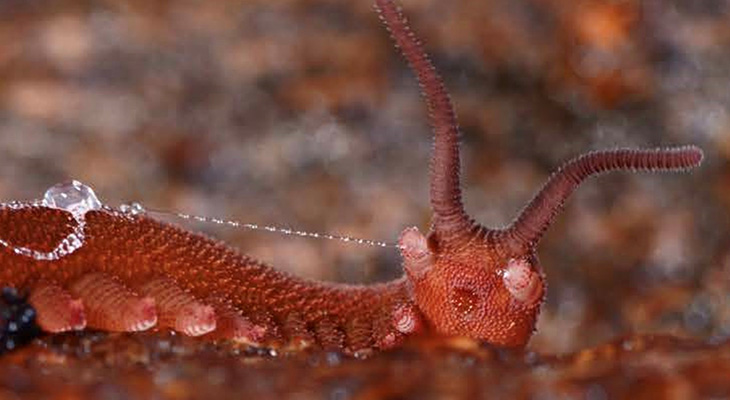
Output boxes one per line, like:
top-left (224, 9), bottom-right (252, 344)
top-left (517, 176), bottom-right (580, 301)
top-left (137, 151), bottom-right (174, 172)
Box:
top-left (0, 0), bottom-right (730, 397)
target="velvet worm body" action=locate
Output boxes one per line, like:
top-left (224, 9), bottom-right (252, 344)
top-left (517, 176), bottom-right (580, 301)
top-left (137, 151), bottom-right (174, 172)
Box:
top-left (0, 0), bottom-right (702, 354)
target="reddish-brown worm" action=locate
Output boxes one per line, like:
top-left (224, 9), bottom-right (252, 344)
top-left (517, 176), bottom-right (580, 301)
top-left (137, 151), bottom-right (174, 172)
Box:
top-left (0, 0), bottom-right (702, 354)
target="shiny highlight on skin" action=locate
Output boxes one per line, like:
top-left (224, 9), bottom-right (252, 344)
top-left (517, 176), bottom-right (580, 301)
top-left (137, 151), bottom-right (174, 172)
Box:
top-left (0, 0), bottom-right (702, 352)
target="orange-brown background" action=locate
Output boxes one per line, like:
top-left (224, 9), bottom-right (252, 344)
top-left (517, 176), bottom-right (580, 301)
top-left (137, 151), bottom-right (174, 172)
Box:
top-left (1, 0), bottom-right (729, 354)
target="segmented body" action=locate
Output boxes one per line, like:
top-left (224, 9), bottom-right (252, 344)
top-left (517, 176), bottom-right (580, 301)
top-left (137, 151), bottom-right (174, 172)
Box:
top-left (0, 206), bottom-right (417, 354)
top-left (0, 0), bottom-right (702, 354)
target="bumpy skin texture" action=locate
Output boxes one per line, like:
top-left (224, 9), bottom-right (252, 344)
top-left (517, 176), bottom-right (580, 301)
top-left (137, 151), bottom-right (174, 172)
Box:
top-left (0, 207), bottom-right (413, 353)
top-left (375, 0), bottom-right (702, 347)
top-left (402, 233), bottom-right (545, 347)
top-left (0, 0), bottom-right (703, 352)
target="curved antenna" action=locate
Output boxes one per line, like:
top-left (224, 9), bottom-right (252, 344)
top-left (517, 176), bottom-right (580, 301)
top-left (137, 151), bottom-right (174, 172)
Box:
top-left (501, 146), bottom-right (703, 251)
top-left (374, 0), bottom-right (472, 246)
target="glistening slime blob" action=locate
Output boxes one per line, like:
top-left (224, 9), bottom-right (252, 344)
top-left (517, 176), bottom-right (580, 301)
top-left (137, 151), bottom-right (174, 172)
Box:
top-left (42, 180), bottom-right (102, 219)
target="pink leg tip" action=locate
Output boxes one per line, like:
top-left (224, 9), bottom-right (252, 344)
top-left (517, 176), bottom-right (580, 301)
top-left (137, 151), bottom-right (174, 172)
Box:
top-left (69, 272), bottom-right (158, 332)
top-left (212, 311), bottom-right (267, 345)
top-left (126, 297), bottom-right (158, 332)
top-left (177, 304), bottom-right (217, 337)
top-left (29, 284), bottom-right (87, 333)
top-left (67, 299), bottom-right (87, 331)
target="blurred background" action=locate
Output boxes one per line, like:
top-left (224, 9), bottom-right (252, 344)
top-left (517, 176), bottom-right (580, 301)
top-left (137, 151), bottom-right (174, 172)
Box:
top-left (0, 0), bottom-right (728, 354)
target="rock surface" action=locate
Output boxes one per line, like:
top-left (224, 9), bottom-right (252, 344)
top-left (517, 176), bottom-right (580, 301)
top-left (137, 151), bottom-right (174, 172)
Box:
top-left (0, 0), bottom-right (729, 397)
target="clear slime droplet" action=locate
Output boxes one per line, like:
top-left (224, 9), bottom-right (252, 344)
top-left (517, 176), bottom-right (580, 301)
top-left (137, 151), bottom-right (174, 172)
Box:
top-left (0, 180), bottom-right (108, 261)
top-left (119, 202), bottom-right (145, 216)
top-left (42, 180), bottom-right (102, 218)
